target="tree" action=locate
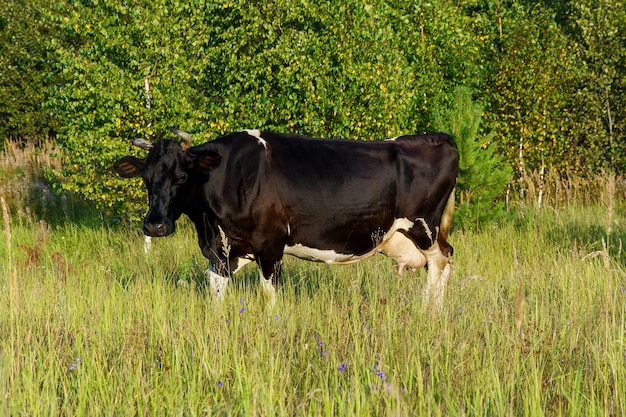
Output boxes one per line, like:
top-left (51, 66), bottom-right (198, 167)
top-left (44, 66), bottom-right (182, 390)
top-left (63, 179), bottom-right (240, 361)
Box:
top-left (45, 0), bottom-right (480, 213)
top-left (567, 0), bottom-right (626, 172)
top-left (433, 87), bottom-right (512, 229)
top-left (0, 0), bottom-right (59, 141)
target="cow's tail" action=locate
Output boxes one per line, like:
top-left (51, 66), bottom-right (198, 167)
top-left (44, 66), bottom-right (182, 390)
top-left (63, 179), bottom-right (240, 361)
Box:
top-left (439, 187), bottom-right (455, 240)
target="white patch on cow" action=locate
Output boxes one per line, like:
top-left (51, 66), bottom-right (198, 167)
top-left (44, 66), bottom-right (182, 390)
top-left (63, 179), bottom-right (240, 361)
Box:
top-left (284, 244), bottom-right (366, 264)
top-left (286, 223), bottom-right (291, 237)
top-left (392, 217), bottom-right (414, 232)
top-left (285, 218), bottom-right (415, 265)
top-left (243, 129), bottom-right (268, 149)
top-left (233, 255), bottom-right (254, 273)
top-left (207, 266), bottom-right (229, 299)
top-left (416, 218), bottom-right (433, 245)
top-left (385, 136), bottom-right (399, 141)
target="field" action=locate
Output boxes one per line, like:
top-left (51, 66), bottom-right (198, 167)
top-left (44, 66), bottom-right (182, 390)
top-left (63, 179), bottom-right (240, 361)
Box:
top-left (1, 195), bottom-right (625, 415)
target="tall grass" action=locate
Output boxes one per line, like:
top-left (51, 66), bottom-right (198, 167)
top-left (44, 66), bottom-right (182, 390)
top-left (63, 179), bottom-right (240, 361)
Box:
top-left (1, 202), bottom-right (625, 415)
top-left (1, 140), bottom-right (625, 415)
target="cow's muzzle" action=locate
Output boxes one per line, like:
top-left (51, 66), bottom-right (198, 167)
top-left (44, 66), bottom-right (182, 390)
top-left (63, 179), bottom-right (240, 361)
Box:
top-left (143, 220), bottom-right (174, 237)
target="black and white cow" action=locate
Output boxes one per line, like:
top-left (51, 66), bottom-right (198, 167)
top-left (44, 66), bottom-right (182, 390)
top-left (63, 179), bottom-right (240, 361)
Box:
top-left (114, 129), bottom-right (458, 307)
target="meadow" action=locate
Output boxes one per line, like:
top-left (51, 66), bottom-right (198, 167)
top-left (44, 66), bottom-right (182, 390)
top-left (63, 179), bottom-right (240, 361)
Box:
top-left (1, 141), bottom-right (625, 416)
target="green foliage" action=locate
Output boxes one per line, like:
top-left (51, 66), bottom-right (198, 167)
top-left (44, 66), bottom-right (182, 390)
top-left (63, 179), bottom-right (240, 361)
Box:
top-left (43, 0), bottom-right (484, 213)
top-left (476, 2), bottom-right (580, 175)
top-left (433, 87), bottom-right (512, 229)
top-left (0, 0), bottom-right (59, 140)
top-left (0, 0), bottom-right (625, 215)
top-left (567, 0), bottom-right (626, 172)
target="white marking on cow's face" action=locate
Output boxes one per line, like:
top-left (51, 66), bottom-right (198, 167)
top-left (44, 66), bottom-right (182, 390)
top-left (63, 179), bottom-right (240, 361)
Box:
top-left (243, 129), bottom-right (268, 149)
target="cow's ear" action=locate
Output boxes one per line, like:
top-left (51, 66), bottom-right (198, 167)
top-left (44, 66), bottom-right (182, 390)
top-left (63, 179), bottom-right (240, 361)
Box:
top-left (114, 156), bottom-right (144, 178)
top-left (190, 150), bottom-right (221, 172)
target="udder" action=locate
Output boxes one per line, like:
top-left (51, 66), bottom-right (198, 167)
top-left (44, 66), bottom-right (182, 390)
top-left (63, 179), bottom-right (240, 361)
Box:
top-left (379, 232), bottom-right (427, 276)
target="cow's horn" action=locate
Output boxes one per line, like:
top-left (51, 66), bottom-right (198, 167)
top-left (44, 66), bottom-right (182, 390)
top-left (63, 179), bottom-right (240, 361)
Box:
top-left (133, 138), bottom-right (153, 150)
top-left (169, 127), bottom-right (192, 151)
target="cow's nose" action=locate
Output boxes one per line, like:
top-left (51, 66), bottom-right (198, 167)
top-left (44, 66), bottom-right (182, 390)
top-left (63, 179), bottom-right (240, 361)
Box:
top-left (143, 222), bottom-right (169, 237)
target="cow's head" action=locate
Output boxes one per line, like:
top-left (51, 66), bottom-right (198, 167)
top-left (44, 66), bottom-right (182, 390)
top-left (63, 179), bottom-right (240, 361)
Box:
top-left (114, 128), bottom-right (220, 237)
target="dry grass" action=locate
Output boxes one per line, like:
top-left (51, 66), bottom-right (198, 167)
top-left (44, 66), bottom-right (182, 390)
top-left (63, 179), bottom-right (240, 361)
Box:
top-left (518, 168), bottom-right (625, 210)
top-left (0, 139), bottom-right (97, 225)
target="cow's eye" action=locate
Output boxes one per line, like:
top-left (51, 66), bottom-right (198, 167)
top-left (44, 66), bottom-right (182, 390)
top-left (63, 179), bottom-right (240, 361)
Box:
top-left (174, 174), bottom-right (188, 185)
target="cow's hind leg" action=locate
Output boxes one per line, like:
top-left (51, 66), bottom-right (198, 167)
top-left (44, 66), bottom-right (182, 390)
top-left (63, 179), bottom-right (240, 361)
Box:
top-left (408, 219), bottom-right (453, 310)
top-left (420, 243), bottom-right (452, 309)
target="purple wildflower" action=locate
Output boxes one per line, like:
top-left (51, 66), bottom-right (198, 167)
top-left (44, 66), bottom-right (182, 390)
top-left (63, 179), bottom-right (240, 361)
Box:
top-left (239, 307), bottom-right (245, 314)
top-left (338, 363), bottom-right (346, 372)
top-left (217, 381), bottom-right (223, 387)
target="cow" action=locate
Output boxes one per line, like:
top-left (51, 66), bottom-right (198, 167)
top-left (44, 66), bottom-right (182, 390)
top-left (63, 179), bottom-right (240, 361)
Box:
top-left (114, 128), bottom-right (458, 308)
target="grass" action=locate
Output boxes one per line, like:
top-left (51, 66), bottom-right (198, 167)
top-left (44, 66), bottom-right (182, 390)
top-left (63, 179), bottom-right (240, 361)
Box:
top-left (1, 202), bottom-right (625, 416)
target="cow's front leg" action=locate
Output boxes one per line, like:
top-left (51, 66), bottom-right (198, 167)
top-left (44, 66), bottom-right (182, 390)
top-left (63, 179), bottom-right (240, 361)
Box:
top-left (207, 262), bottom-right (230, 299)
top-left (256, 255), bottom-right (283, 307)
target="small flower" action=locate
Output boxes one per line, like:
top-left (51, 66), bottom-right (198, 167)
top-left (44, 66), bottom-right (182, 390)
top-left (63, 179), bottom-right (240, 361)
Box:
top-left (274, 315), bottom-right (279, 321)
top-left (68, 357), bottom-right (82, 371)
top-left (321, 350), bottom-right (327, 356)
top-left (338, 363), bottom-right (346, 372)
top-left (239, 307), bottom-right (245, 314)
top-left (240, 299), bottom-right (245, 304)
top-left (217, 381), bottom-right (223, 387)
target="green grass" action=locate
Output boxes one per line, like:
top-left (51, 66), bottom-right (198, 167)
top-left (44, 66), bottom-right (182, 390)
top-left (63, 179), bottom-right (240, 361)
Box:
top-left (1, 206), bottom-right (625, 416)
